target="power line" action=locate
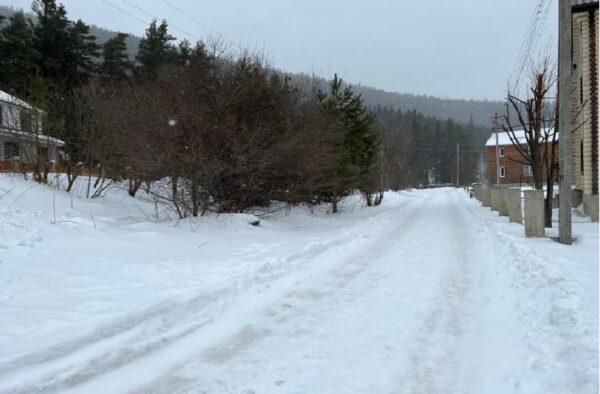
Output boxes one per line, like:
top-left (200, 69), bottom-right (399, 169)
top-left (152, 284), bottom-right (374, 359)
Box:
top-left (509, 0), bottom-right (553, 91)
top-left (509, 0), bottom-right (543, 85)
top-left (98, 0), bottom-right (201, 42)
top-left (99, 0), bottom-right (147, 26)
top-left (117, 0), bottom-right (200, 41)
top-left (159, 0), bottom-right (243, 51)
top-left (510, 0), bottom-right (546, 88)
top-left (515, 0), bottom-right (552, 88)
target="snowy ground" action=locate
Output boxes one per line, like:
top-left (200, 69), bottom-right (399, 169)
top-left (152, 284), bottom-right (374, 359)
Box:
top-left (0, 174), bottom-right (597, 394)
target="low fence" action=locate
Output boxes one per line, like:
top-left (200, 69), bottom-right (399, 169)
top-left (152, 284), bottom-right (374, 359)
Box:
top-left (0, 160), bottom-right (100, 176)
top-left (471, 182), bottom-right (545, 238)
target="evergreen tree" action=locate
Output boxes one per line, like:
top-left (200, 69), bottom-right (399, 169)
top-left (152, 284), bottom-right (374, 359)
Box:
top-left (65, 19), bottom-right (100, 81)
top-left (32, 1), bottom-right (99, 86)
top-left (0, 12), bottom-right (38, 96)
top-left (32, 0), bottom-right (70, 81)
top-left (317, 74), bottom-right (380, 205)
top-left (177, 39), bottom-right (192, 65)
top-left (136, 19), bottom-right (177, 77)
top-left (100, 33), bottom-right (130, 79)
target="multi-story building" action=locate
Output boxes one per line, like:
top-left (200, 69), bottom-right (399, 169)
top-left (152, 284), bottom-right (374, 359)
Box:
top-left (571, 0), bottom-right (599, 220)
top-left (486, 130), bottom-right (558, 186)
top-left (0, 90), bottom-right (64, 167)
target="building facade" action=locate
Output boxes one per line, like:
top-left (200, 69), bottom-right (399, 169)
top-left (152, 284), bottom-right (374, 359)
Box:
top-left (571, 0), bottom-right (599, 219)
top-left (486, 130), bottom-right (558, 186)
top-left (0, 90), bottom-right (64, 166)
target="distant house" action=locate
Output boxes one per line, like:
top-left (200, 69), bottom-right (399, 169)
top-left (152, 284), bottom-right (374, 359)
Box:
top-left (485, 130), bottom-right (558, 185)
top-left (0, 90), bottom-right (64, 168)
top-left (571, 0), bottom-right (598, 219)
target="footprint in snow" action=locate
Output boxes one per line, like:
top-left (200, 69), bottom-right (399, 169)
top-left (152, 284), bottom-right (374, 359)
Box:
top-left (17, 231), bottom-right (43, 247)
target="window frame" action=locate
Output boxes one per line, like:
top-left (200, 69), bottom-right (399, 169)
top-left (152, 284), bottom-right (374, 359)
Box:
top-left (4, 141), bottom-right (19, 160)
top-left (499, 147), bottom-right (505, 157)
top-left (500, 166), bottom-right (506, 178)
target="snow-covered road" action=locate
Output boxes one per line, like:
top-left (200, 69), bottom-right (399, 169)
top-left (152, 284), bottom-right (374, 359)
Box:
top-left (0, 179), bottom-right (597, 394)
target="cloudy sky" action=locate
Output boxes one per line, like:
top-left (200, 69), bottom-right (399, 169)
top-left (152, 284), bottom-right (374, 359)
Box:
top-left (2, 0), bottom-right (558, 100)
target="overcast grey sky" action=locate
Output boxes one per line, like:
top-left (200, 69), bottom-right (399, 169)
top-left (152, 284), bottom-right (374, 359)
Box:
top-left (2, 0), bottom-right (558, 100)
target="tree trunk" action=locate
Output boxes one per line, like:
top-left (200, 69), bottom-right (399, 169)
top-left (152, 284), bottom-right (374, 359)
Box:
top-left (332, 190), bottom-right (338, 214)
top-left (128, 178), bottom-right (142, 197)
top-left (545, 165), bottom-right (556, 228)
top-left (191, 179), bottom-right (199, 217)
top-left (66, 165), bottom-right (78, 192)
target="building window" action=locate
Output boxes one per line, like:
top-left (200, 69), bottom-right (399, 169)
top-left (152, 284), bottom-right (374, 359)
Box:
top-left (499, 147), bottom-right (505, 157)
top-left (4, 141), bottom-right (19, 159)
top-left (523, 165), bottom-right (533, 177)
top-left (523, 145), bottom-right (530, 156)
top-left (500, 166), bottom-right (506, 178)
top-left (19, 111), bottom-right (33, 133)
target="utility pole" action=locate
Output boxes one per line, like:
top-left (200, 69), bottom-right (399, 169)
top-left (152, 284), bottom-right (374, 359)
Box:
top-left (558, 0), bottom-right (572, 245)
top-left (492, 113), bottom-right (500, 185)
top-left (456, 142), bottom-right (460, 187)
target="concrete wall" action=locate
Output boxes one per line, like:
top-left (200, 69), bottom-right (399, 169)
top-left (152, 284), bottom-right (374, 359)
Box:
top-left (481, 183), bottom-right (491, 207)
top-left (498, 187), bottom-right (509, 216)
top-left (490, 185), bottom-right (501, 212)
top-left (524, 190), bottom-right (545, 237)
top-left (505, 188), bottom-right (522, 223)
top-left (583, 194), bottom-right (599, 222)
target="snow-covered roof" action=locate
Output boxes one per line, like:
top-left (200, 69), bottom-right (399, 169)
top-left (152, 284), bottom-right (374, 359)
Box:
top-left (0, 90), bottom-right (44, 113)
top-left (0, 128), bottom-right (65, 147)
top-left (485, 129), bottom-right (558, 147)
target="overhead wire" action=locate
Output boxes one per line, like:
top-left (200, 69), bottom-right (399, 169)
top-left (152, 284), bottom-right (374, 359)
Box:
top-left (98, 0), bottom-right (201, 42)
top-left (158, 0), bottom-right (244, 51)
top-left (509, 0), bottom-right (553, 92)
top-left (509, 0), bottom-right (543, 87)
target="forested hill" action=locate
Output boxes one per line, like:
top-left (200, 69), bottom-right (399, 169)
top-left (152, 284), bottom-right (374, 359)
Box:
top-left (352, 85), bottom-right (503, 126)
top-left (289, 73), bottom-right (502, 126)
top-left (0, 5), bottom-right (141, 59)
top-left (1, 4), bottom-right (501, 126)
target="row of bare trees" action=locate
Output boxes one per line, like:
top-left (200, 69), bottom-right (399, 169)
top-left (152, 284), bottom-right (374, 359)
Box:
top-left (75, 49), bottom-right (380, 216)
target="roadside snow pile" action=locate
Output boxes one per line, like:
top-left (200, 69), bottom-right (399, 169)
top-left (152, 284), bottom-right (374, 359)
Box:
top-left (0, 174), bottom-right (410, 393)
top-left (463, 199), bottom-right (598, 394)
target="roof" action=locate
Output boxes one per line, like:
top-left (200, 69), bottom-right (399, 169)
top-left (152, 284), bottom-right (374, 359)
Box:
top-left (572, 0), bottom-right (599, 10)
top-left (0, 128), bottom-right (65, 147)
top-left (0, 90), bottom-right (44, 113)
top-left (485, 129), bottom-right (558, 147)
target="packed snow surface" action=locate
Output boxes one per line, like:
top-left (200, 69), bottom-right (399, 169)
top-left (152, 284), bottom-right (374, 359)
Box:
top-left (0, 175), bottom-right (597, 394)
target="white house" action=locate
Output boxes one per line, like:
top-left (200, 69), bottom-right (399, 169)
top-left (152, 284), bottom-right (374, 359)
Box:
top-left (0, 90), bottom-right (64, 166)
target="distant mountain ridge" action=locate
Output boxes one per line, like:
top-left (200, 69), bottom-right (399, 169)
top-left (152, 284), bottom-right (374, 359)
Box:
top-left (1, 4), bottom-right (501, 126)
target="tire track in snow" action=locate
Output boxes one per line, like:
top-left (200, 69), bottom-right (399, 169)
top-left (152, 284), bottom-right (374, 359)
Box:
top-left (0, 199), bottom-right (419, 394)
top-left (134, 192), bottom-right (436, 394)
top-left (397, 190), bottom-right (480, 394)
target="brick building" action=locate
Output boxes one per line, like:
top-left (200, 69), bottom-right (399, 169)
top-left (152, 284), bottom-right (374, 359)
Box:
top-left (571, 0), bottom-right (598, 219)
top-left (486, 130), bottom-right (558, 185)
